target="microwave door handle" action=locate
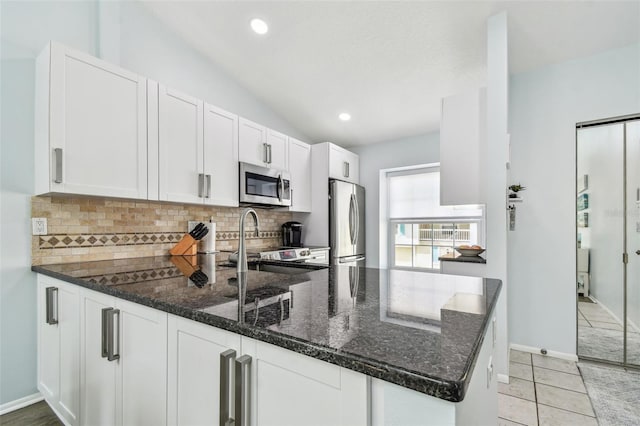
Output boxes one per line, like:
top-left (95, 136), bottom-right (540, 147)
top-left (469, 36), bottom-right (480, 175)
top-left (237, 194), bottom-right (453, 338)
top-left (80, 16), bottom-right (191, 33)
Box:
top-left (276, 175), bottom-right (282, 202)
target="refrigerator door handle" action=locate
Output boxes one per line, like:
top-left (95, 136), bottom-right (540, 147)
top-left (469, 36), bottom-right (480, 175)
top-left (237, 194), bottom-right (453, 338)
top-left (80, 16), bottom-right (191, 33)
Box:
top-left (349, 194), bottom-right (356, 245)
top-left (353, 192), bottom-right (360, 246)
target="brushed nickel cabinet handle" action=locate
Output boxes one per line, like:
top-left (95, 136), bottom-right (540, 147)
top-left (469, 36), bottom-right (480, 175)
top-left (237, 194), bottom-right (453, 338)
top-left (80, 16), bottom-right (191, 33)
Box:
top-left (220, 349), bottom-right (236, 426)
top-left (235, 355), bottom-right (252, 426)
top-left (54, 148), bottom-right (63, 183)
top-left (198, 173), bottom-right (205, 198)
top-left (263, 143), bottom-right (269, 164)
top-left (206, 174), bottom-right (212, 198)
top-left (101, 307), bottom-right (112, 358)
top-left (45, 287), bottom-right (58, 325)
top-left (106, 309), bottom-right (120, 362)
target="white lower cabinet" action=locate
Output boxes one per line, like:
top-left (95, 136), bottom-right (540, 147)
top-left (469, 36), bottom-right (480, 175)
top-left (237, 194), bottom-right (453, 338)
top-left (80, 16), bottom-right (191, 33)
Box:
top-left (167, 314), bottom-right (241, 426)
top-left (240, 337), bottom-right (368, 426)
top-left (165, 316), bottom-right (367, 426)
top-left (37, 276), bottom-right (81, 425)
top-left (80, 289), bottom-right (167, 426)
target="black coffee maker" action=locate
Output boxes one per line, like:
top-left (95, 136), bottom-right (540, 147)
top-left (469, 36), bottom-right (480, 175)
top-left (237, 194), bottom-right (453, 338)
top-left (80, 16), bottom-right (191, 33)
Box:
top-left (282, 221), bottom-right (303, 247)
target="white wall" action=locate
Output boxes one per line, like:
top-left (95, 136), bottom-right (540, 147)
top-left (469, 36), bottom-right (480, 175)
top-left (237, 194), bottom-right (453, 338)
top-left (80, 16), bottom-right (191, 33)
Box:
top-left (116, 2), bottom-right (309, 141)
top-left (350, 132), bottom-right (440, 268)
top-left (508, 43), bottom-right (640, 355)
top-left (0, 0), bottom-right (306, 405)
top-left (0, 0), bottom-right (98, 406)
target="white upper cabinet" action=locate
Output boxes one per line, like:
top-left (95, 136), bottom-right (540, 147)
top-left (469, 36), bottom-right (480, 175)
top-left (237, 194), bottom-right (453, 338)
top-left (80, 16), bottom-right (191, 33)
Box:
top-left (155, 86), bottom-right (239, 206)
top-left (204, 103), bottom-right (239, 207)
top-left (266, 128), bottom-right (288, 170)
top-left (35, 42), bottom-right (148, 199)
top-left (158, 85), bottom-right (204, 204)
top-left (329, 144), bottom-right (359, 184)
top-left (239, 117), bottom-right (268, 166)
top-left (239, 117), bottom-right (288, 170)
top-left (288, 138), bottom-right (312, 212)
top-left (439, 88), bottom-right (487, 206)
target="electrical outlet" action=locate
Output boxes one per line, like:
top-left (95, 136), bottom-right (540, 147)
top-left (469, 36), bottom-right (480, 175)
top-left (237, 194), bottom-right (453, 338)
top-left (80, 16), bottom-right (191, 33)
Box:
top-left (32, 218), bottom-right (48, 235)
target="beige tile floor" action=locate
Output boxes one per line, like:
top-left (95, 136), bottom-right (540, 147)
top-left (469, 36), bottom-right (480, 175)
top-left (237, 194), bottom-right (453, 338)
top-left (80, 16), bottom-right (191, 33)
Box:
top-left (498, 349), bottom-right (598, 425)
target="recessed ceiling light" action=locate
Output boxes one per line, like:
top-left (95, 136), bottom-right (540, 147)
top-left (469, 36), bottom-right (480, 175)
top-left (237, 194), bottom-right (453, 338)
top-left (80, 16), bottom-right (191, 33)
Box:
top-left (250, 18), bottom-right (269, 35)
top-left (338, 113), bottom-right (351, 121)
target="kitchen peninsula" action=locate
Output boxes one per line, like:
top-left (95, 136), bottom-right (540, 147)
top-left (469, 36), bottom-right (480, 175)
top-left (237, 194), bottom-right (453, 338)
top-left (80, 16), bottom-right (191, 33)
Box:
top-left (33, 257), bottom-right (501, 426)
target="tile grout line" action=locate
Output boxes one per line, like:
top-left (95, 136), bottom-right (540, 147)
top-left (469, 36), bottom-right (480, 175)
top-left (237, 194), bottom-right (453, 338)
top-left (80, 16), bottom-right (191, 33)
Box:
top-left (535, 402), bottom-right (596, 419)
top-left (531, 355), bottom-right (541, 426)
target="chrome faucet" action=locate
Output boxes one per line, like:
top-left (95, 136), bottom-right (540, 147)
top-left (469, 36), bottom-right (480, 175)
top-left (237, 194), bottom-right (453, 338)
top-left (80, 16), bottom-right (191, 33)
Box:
top-left (237, 208), bottom-right (260, 273)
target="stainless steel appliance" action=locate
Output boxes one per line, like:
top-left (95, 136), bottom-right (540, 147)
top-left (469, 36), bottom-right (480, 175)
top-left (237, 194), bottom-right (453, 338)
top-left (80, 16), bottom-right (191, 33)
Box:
top-left (282, 221), bottom-right (303, 247)
top-left (239, 162), bottom-right (291, 207)
top-left (329, 179), bottom-right (365, 266)
top-left (226, 246), bottom-right (330, 275)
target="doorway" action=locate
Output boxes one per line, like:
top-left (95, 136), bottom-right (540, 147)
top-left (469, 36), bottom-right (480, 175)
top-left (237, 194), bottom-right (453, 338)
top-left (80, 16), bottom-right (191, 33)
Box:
top-left (576, 115), bottom-right (640, 366)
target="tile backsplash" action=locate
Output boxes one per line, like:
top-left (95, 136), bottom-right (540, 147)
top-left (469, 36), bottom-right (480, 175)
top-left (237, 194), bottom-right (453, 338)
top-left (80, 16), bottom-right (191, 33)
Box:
top-left (32, 196), bottom-right (292, 265)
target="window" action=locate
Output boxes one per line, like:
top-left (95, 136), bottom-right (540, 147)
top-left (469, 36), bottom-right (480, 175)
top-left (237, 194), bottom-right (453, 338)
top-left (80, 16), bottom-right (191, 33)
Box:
top-left (387, 165), bottom-right (484, 271)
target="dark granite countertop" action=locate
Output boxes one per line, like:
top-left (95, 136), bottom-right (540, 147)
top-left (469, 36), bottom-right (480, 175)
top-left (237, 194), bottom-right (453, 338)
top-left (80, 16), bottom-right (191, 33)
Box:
top-left (439, 253), bottom-right (487, 264)
top-left (33, 255), bottom-right (501, 402)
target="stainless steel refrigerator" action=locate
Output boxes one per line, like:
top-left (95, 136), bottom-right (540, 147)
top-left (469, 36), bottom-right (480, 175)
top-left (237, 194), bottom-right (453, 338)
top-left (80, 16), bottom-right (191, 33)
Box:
top-left (329, 179), bottom-right (365, 266)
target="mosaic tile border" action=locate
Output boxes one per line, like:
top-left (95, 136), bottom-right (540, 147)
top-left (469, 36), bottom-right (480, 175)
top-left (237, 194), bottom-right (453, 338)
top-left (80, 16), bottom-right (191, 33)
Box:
top-left (39, 231), bottom-right (283, 249)
top-left (86, 267), bottom-right (181, 286)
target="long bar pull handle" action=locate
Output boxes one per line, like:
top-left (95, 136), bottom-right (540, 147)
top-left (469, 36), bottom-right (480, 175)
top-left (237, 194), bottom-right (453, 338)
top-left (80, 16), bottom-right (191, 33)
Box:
top-left (235, 355), bottom-right (252, 426)
top-left (267, 144), bottom-right (272, 165)
top-left (220, 349), bottom-right (236, 426)
top-left (263, 143), bottom-right (269, 164)
top-left (343, 161), bottom-right (349, 178)
top-left (106, 309), bottom-right (120, 362)
top-left (101, 307), bottom-right (112, 358)
top-left (54, 148), bottom-right (63, 183)
top-left (206, 174), bottom-right (212, 198)
top-left (198, 173), bottom-right (205, 198)
top-left (353, 193), bottom-right (360, 246)
top-left (349, 194), bottom-right (357, 245)
top-left (45, 287), bottom-right (58, 325)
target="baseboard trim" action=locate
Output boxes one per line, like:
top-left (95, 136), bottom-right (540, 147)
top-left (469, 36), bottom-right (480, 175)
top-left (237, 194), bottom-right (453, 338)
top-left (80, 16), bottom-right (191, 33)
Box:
top-left (0, 392), bottom-right (44, 416)
top-left (497, 373), bottom-right (509, 384)
top-left (510, 343), bottom-right (578, 362)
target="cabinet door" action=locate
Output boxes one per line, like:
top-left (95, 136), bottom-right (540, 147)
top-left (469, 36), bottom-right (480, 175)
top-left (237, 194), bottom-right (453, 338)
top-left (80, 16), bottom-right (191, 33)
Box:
top-left (38, 279), bottom-right (59, 403)
top-left (239, 117), bottom-right (268, 167)
top-left (204, 103), bottom-right (239, 207)
top-left (117, 299), bottom-right (168, 426)
top-left (167, 315), bottom-right (242, 426)
top-left (241, 337), bottom-right (367, 426)
top-left (48, 42), bottom-right (147, 199)
top-left (37, 276), bottom-right (81, 425)
top-left (81, 290), bottom-right (117, 426)
top-left (329, 145), bottom-right (359, 184)
top-left (288, 138), bottom-right (311, 212)
top-left (266, 128), bottom-right (288, 170)
top-left (158, 85), bottom-right (205, 204)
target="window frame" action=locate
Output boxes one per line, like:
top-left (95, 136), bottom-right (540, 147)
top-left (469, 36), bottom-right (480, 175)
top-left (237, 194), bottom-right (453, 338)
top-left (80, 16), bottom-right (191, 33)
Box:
top-left (385, 165), bottom-right (485, 272)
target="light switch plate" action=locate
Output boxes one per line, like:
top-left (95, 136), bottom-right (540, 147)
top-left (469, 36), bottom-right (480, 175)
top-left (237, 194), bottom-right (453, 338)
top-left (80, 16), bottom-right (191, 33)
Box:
top-left (32, 218), bottom-right (48, 235)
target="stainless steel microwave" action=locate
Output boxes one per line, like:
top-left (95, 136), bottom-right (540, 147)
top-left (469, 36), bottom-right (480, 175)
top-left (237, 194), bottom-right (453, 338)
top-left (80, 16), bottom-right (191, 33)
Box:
top-left (239, 162), bottom-right (292, 207)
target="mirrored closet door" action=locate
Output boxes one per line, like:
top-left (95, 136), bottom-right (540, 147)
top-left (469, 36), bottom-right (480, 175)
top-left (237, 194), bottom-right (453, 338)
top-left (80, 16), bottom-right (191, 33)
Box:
top-left (576, 116), bottom-right (640, 366)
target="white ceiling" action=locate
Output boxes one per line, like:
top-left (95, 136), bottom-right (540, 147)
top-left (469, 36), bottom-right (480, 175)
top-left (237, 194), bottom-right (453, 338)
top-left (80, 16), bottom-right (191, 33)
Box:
top-left (141, 1), bottom-right (639, 147)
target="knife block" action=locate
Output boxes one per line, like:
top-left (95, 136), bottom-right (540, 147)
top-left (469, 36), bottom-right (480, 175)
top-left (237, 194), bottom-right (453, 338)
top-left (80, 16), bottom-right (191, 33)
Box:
top-left (169, 234), bottom-right (198, 256)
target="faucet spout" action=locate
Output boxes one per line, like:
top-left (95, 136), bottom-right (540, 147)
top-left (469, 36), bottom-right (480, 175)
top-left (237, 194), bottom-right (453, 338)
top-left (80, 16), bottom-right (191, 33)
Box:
top-left (238, 208), bottom-right (260, 274)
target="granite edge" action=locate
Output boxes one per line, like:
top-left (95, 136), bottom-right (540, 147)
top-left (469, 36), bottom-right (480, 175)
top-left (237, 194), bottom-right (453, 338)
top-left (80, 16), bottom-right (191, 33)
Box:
top-left (32, 265), bottom-right (501, 402)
